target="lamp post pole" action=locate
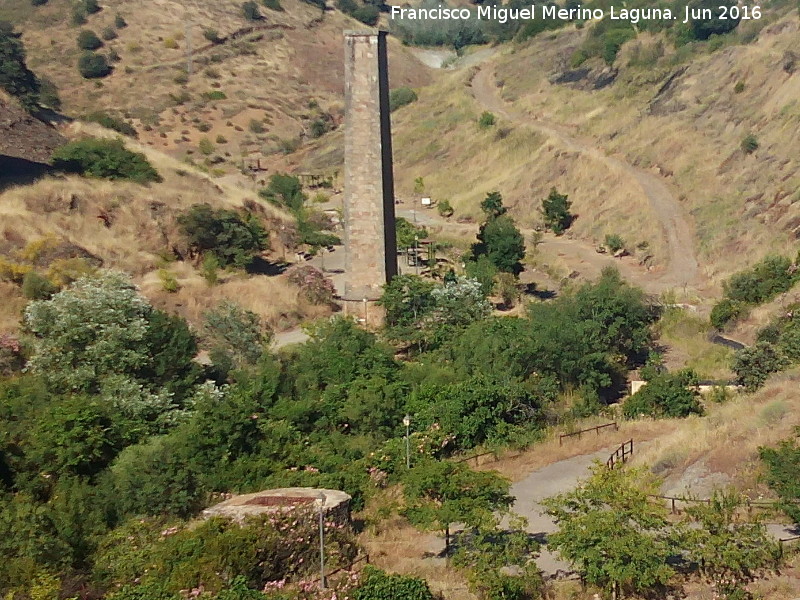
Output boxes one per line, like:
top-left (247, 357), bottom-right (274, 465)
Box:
top-left (414, 236), bottom-right (419, 276)
top-left (403, 415), bottom-right (411, 469)
top-left (318, 492), bottom-right (326, 589)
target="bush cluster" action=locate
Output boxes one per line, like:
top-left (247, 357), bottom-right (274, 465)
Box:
top-left (710, 254), bottom-right (799, 329)
top-left (52, 138), bottom-right (160, 183)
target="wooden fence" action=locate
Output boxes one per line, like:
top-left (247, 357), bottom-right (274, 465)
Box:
top-left (559, 422), bottom-right (618, 445)
top-left (606, 439), bottom-right (634, 469)
top-left (649, 494), bottom-right (800, 517)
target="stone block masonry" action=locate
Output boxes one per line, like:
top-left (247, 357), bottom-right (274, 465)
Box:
top-left (342, 30), bottom-right (397, 305)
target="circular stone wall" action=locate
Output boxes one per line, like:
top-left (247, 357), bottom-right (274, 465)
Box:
top-left (202, 487), bottom-right (351, 526)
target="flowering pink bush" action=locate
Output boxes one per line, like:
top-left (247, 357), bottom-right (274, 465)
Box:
top-left (288, 265), bottom-right (336, 306)
top-left (0, 333), bottom-right (23, 375)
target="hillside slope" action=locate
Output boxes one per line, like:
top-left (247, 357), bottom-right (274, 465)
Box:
top-left (2, 0), bottom-right (431, 175)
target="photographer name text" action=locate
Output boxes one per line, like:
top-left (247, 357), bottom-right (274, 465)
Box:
top-left (390, 4), bottom-right (762, 24)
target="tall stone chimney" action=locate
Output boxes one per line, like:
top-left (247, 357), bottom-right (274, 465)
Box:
top-left (342, 30), bottom-right (397, 310)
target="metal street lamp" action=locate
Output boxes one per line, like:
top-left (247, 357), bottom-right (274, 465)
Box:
top-left (403, 415), bottom-right (411, 468)
top-left (318, 491), bottom-right (326, 589)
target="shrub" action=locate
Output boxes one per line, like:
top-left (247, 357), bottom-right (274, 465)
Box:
top-left (242, 1), bottom-right (262, 20)
top-left (177, 203), bottom-right (268, 269)
top-left (710, 298), bottom-right (747, 329)
top-left (352, 4), bottom-right (380, 25)
top-left (77, 29), bottom-right (103, 50)
top-left (200, 254), bottom-right (220, 286)
top-left (203, 28), bottom-right (222, 44)
top-left (741, 133), bottom-right (759, 154)
top-left (101, 26), bottom-right (117, 41)
top-left (84, 0), bottom-right (101, 14)
top-left (478, 111), bottom-right (496, 129)
top-left (163, 37), bottom-right (178, 49)
top-left (52, 138), bottom-right (161, 183)
top-left (723, 255), bottom-right (796, 304)
top-left (31, 0), bottom-right (49, 5)
top-left (623, 369), bottom-right (703, 419)
top-left (21, 271), bottom-right (57, 300)
top-left (114, 14), bottom-right (127, 28)
top-left (248, 119), bottom-right (265, 133)
top-left (71, 5), bottom-right (87, 25)
top-left (355, 566), bottom-right (435, 600)
top-left (734, 80), bottom-right (745, 93)
top-left (158, 269), bottom-right (180, 293)
top-left (215, 134), bottom-right (227, 144)
top-left (605, 233), bottom-right (625, 253)
top-left (198, 137), bottom-right (214, 155)
top-left (309, 118), bottom-right (328, 138)
top-left (437, 198), bottom-right (454, 218)
top-left (262, 0), bottom-right (284, 10)
top-left (389, 87), bottom-right (418, 112)
top-left (259, 173), bottom-right (305, 212)
top-left (84, 111), bottom-right (138, 137)
top-left (78, 51), bottom-right (111, 78)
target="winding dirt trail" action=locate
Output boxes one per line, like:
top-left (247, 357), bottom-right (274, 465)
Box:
top-left (471, 65), bottom-right (701, 289)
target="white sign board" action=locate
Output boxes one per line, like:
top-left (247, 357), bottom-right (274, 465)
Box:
top-left (421, 197), bottom-right (432, 206)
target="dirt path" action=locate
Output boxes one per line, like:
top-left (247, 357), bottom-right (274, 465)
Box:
top-left (471, 65), bottom-right (700, 290)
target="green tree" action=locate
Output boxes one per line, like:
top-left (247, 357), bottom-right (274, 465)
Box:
top-left (177, 204), bottom-right (268, 269)
top-left (52, 138), bottom-right (159, 182)
top-left (541, 188), bottom-right (574, 234)
top-left (760, 436), bottom-right (800, 523)
top-left (395, 217), bottom-right (428, 251)
top-left (679, 490), bottom-right (780, 600)
top-left (472, 214), bottom-right (525, 275)
top-left (480, 191), bottom-right (506, 219)
top-left (732, 341), bottom-right (789, 392)
top-left (23, 272), bottom-right (198, 405)
top-left (543, 463), bottom-right (674, 599)
top-left (407, 375), bottom-right (543, 452)
top-left (26, 396), bottom-right (123, 479)
top-left (688, 0), bottom-right (739, 40)
top-left (203, 301), bottom-right (270, 369)
top-left (0, 23), bottom-right (41, 109)
top-left (403, 460), bottom-right (513, 549)
top-left (379, 274), bottom-right (436, 339)
top-left (108, 434), bottom-right (205, 519)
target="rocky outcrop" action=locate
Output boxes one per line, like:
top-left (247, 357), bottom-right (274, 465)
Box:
top-left (0, 93), bottom-right (66, 165)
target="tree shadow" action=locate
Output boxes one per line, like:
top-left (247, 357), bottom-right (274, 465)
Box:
top-left (523, 283), bottom-right (557, 300)
top-left (0, 156), bottom-right (54, 192)
top-left (246, 257), bottom-right (289, 276)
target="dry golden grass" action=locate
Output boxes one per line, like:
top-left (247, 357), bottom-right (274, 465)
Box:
top-left (141, 267), bottom-right (331, 333)
top-left (492, 15), bottom-right (800, 280)
top-left (631, 369), bottom-right (800, 494)
top-left (0, 133), bottom-right (328, 333)
top-left (357, 489), bottom-right (478, 600)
